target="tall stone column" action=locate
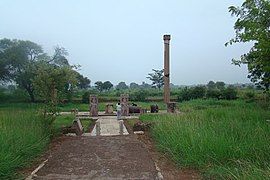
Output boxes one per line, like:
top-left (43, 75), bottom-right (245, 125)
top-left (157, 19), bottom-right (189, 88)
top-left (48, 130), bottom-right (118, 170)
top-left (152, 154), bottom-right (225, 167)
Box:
top-left (163, 35), bottom-right (171, 103)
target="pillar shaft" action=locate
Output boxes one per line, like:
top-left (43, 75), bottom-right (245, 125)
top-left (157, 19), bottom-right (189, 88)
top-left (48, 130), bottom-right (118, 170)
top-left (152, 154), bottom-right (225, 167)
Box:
top-left (163, 35), bottom-right (171, 103)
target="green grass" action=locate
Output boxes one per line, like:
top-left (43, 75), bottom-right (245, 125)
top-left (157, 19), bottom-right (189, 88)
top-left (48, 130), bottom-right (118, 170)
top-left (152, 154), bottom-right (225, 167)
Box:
top-left (140, 99), bottom-right (270, 179)
top-left (0, 108), bottom-right (50, 179)
top-left (0, 104), bottom-right (80, 179)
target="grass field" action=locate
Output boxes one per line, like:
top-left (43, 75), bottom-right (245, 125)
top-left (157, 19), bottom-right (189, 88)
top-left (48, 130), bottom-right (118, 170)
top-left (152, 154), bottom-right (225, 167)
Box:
top-left (0, 104), bottom-right (75, 179)
top-left (140, 99), bottom-right (270, 179)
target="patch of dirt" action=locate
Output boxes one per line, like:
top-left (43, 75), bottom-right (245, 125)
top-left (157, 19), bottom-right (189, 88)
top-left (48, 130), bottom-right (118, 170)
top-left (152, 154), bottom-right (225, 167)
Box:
top-left (125, 119), bottom-right (201, 180)
top-left (20, 135), bottom-right (70, 178)
top-left (31, 136), bottom-right (158, 179)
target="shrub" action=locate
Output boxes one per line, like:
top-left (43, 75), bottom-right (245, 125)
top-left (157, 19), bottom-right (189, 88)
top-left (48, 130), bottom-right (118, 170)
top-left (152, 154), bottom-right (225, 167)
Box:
top-left (130, 89), bottom-right (148, 101)
top-left (206, 89), bottom-right (222, 99)
top-left (178, 86), bottom-right (206, 102)
top-left (190, 86), bottom-right (206, 99)
top-left (244, 91), bottom-right (255, 102)
top-left (221, 87), bottom-right (238, 100)
top-left (178, 87), bottom-right (192, 102)
top-left (82, 91), bottom-right (90, 103)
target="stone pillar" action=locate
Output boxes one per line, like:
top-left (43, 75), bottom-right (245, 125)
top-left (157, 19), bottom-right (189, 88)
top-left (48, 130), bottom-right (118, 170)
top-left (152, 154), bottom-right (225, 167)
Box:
top-left (120, 94), bottom-right (129, 116)
top-left (89, 95), bottom-right (98, 117)
top-left (163, 35), bottom-right (171, 103)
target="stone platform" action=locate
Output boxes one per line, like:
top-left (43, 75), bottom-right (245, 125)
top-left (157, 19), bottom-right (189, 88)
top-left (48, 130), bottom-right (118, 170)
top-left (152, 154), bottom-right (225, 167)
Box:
top-left (90, 116), bottom-right (129, 136)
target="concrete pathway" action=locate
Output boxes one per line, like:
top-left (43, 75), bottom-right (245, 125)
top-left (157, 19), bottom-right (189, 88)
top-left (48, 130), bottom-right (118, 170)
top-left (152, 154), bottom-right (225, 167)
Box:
top-left (90, 116), bottom-right (129, 136)
top-left (30, 136), bottom-right (159, 179)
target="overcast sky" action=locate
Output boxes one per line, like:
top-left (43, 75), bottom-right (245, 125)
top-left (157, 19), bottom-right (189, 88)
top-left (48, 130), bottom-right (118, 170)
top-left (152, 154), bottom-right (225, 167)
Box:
top-left (0, 0), bottom-right (251, 85)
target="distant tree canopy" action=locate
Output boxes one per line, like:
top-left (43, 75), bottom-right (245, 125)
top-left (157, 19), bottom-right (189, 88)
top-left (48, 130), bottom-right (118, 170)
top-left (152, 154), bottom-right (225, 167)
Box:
top-left (94, 81), bottom-right (113, 92)
top-left (130, 82), bottom-right (140, 89)
top-left (102, 81), bottom-right (113, 91)
top-left (147, 69), bottom-right (164, 89)
top-left (116, 82), bottom-right (128, 90)
top-left (207, 81), bottom-right (216, 89)
top-left (226, 0), bottom-right (270, 91)
top-left (141, 81), bottom-right (152, 89)
top-left (0, 38), bottom-right (88, 104)
top-left (94, 81), bottom-right (103, 92)
top-left (207, 81), bottom-right (226, 90)
top-left (76, 73), bottom-right (91, 89)
top-left (216, 81), bottom-right (225, 90)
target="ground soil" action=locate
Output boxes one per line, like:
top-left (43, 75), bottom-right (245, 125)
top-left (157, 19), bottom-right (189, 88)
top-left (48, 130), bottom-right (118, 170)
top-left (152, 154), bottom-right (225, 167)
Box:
top-left (28, 135), bottom-right (159, 179)
top-left (23, 118), bottom-right (201, 180)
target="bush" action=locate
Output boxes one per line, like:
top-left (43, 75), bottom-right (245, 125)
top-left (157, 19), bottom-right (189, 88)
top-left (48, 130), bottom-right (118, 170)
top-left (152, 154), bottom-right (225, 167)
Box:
top-left (130, 89), bottom-right (148, 102)
top-left (206, 89), bottom-right (222, 99)
top-left (221, 87), bottom-right (238, 100)
top-left (82, 91), bottom-right (90, 103)
top-left (190, 86), bottom-right (206, 99)
top-left (244, 91), bottom-right (255, 102)
top-left (178, 87), bottom-right (192, 102)
top-left (178, 86), bottom-right (206, 102)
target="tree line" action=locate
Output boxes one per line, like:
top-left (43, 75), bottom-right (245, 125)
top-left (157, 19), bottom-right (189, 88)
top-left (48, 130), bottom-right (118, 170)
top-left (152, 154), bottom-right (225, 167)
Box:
top-left (0, 39), bottom-right (91, 102)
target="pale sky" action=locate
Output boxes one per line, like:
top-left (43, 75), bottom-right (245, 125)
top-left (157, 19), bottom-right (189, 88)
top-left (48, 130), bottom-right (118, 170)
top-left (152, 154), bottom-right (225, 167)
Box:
top-left (0, 0), bottom-right (251, 85)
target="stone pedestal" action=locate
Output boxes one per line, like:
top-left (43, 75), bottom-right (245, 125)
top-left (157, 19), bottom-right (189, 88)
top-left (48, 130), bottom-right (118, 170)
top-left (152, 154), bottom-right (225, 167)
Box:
top-left (167, 102), bottom-right (176, 113)
top-left (120, 94), bottom-right (129, 116)
top-left (150, 104), bottom-right (159, 113)
top-left (89, 95), bottom-right (98, 117)
top-left (105, 103), bottom-right (114, 114)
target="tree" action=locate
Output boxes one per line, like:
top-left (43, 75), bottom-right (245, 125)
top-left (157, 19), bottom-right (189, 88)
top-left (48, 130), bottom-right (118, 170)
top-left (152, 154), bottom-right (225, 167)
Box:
top-left (216, 81), bottom-right (225, 90)
top-left (0, 39), bottom-right (17, 81)
top-left (147, 69), bottom-right (164, 89)
top-left (95, 81), bottom-right (103, 92)
top-left (76, 73), bottom-right (91, 89)
top-left (102, 81), bottom-right (113, 91)
top-left (191, 86), bottom-right (206, 99)
top-left (130, 82), bottom-right (140, 89)
top-left (207, 81), bottom-right (216, 89)
top-left (116, 82), bottom-right (128, 90)
top-left (140, 81), bottom-right (152, 89)
top-left (226, 0), bottom-right (270, 91)
top-left (0, 39), bottom-right (45, 102)
top-left (33, 61), bottom-right (77, 119)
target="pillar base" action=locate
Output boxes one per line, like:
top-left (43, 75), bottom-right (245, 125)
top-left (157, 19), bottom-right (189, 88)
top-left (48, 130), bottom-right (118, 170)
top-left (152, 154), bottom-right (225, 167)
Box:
top-left (167, 102), bottom-right (177, 113)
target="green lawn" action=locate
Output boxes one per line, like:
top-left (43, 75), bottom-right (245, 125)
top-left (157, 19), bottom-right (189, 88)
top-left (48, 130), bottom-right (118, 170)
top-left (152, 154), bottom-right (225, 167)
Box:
top-left (140, 99), bottom-right (270, 179)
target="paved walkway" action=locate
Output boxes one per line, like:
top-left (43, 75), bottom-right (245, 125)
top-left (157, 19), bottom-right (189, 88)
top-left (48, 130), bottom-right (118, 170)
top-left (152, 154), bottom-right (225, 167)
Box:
top-left (31, 136), bottom-right (159, 179)
top-left (90, 116), bottom-right (129, 136)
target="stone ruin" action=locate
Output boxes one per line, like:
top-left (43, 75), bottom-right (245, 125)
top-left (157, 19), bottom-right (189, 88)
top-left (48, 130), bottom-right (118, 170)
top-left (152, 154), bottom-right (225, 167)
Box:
top-left (105, 103), bottom-right (114, 114)
top-left (120, 94), bottom-right (129, 116)
top-left (89, 95), bottom-right (98, 117)
top-left (167, 102), bottom-right (177, 113)
top-left (150, 104), bottom-right (159, 113)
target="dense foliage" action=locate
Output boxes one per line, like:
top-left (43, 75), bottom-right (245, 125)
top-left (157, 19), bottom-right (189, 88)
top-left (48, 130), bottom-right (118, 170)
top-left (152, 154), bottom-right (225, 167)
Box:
top-left (227, 0), bottom-right (270, 91)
